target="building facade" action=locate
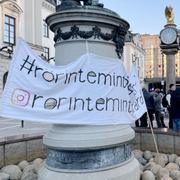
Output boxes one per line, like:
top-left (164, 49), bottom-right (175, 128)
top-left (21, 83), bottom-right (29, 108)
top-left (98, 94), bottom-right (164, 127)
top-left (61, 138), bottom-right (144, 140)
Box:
top-left (123, 32), bottom-right (145, 85)
top-left (0, 0), bottom-right (56, 98)
top-left (141, 34), bottom-right (180, 90)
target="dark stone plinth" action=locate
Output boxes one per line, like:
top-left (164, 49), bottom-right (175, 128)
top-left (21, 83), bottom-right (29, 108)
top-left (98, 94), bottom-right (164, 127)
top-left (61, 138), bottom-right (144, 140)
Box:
top-left (46, 143), bottom-right (132, 171)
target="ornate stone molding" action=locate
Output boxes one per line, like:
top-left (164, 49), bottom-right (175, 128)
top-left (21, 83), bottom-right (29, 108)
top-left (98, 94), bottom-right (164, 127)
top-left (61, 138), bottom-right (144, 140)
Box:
top-left (42, 1), bottom-right (55, 12)
top-left (46, 143), bottom-right (132, 171)
top-left (1, 0), bottom-right (23, 13)
top-left (54, 25), bottom-right (128, 58)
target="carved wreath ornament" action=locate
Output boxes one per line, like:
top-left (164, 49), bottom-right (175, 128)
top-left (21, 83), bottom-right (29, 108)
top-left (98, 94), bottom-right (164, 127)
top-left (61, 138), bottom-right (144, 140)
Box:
top-left (54, 25), bottom-right (127, 58)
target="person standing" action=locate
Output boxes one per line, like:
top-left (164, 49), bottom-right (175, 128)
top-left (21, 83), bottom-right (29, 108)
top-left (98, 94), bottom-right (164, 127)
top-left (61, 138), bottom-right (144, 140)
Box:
top-left (153, 88), bottom-right (163, 128)
top-left (170, 88), bottom-right (180, 131)
top-left (139, 88), bottom-right (154, 128)
top-left (166, 84), bottom-right (176, 129)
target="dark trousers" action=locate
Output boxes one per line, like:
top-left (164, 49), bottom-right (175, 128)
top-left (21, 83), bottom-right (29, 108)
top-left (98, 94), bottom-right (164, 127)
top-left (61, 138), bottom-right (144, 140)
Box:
top-left (160, 114), bottom-right (166, 128)
top-left (148, 109), bottom-right (154, 128)
top-left (167, 107), bottom-right (173, 129)
top-left (140, 112), bottom-right (148, 127)
top-left (155, 110), bottom-right (163, 128)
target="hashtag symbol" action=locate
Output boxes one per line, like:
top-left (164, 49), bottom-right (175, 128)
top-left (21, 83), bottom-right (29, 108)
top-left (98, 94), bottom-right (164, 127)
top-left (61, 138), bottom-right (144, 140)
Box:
top-left (20, 55), bottom-right (35, 74)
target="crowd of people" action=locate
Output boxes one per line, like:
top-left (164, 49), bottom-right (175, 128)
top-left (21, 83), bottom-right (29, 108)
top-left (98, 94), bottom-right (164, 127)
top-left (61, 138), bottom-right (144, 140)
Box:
top-left (136, 84), bottom-right (180, 131)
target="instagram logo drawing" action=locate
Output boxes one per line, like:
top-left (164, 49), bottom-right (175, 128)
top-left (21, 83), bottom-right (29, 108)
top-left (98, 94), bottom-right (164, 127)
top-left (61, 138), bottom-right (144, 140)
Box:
top-left (11, 89), bottom-right (30, 106)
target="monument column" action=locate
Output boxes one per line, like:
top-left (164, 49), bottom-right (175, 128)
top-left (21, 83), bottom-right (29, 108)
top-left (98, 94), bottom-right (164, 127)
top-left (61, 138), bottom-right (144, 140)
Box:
top-left (160, 6), bottom-right (179, 90)
top-left (163, 49), bottom-right (177, 90)
top-left (38, 1), bottom-right (140, 180)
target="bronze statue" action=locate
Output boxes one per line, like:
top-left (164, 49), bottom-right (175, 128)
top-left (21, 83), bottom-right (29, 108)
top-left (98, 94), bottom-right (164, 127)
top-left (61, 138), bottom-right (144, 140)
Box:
top-left (56, 0), bottom-right (103, 11)
top-left (165, 6), bottom-right (174, 24)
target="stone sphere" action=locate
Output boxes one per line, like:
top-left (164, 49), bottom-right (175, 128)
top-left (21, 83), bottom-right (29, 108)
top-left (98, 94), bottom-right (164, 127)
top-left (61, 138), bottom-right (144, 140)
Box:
top-left (23, 165), bottom-right (36, 175)
top-left (168, 154), bottom-right (177, 163)
top-left (1, 165), bottom-right (22, 180)
top-left (141, 170), bottom-right (155, 180)
top-left (134, 149), bottom-right (143, 159)
top-left (18, 160), bottom-right (29, 171)
top-left (175, 157), bottom-right (180, 167)
top-left (165, 163), bottom-right (179, 172)
top-left (138, 157), bottom-right (147, 166)
top-left (144, 162), bottom-right (156, 171)
top-left (157, 167), bottom-right (169, 179)
top-left (151, 164), bottom-right (162, 175)
top-left (143, 151), bottom-right (153, 161)
top-left (170, 170), bottom-right (180, 180)
top-left (154, 154), bottom-right (168, 167)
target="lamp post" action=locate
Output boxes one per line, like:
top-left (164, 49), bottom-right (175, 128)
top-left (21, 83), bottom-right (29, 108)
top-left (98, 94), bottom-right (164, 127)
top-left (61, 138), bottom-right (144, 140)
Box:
top-left (161, 52), bottom-right (165, 93)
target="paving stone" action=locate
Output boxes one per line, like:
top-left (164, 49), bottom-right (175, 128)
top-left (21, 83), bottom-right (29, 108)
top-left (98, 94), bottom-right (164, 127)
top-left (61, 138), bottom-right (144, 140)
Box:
top-left (140, 133), bottom-right (158, 152)
top-left (5, 142), bottom-right (26, 165)
top-left (27, 139), bottom-right (47, 161)
top-left (157, 134), bottom-right (174, 154)
top-left (0, 145), bottom-right (4, 168)
top-left (132, 133), bottom-right (140, 150)
top-left (174, 135), bottom-right (180, 156)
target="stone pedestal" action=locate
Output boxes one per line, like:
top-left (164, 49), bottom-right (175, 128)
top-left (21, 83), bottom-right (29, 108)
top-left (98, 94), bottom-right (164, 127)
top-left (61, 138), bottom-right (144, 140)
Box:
top-left (162, 46), bottom-right (178, 90)
top-left (38, 4), bottom-right (140, 180)
top-left (166, 53), bottom-right (176, 90)
top-left (39, 125), bottom-right (139, 180)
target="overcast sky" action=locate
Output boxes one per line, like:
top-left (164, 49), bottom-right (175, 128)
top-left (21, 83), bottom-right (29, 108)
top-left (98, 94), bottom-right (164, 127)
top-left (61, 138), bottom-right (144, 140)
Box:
top-left (101, 0), bottom-right (180, 35)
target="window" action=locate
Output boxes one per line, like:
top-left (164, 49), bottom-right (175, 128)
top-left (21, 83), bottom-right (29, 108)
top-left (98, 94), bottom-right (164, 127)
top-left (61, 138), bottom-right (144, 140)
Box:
top-left (4, 15), bottom-right (15, 45)
top-left (43, 47), bottom-right (49, 60)
top-left (43, 20), bottom-right (49, 38)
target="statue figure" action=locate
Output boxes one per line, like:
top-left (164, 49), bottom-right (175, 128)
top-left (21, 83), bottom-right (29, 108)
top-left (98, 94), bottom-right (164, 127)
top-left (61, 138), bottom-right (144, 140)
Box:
top-left (56, 0), bottom-right (103, 11)
top-left (165, 6), bottom-right (174, 24)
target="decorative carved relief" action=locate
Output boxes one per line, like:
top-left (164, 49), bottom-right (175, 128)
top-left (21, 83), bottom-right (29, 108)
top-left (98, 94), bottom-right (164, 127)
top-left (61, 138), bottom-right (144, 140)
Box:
top-left (54, 25), bottom-right (128, 58)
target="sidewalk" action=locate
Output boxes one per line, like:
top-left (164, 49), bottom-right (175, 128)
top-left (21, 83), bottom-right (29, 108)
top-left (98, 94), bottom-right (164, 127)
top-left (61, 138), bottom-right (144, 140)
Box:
top-left (0, 116), bottom-right (51, 138)
top-left (0, 116), bottom-right (170, 138)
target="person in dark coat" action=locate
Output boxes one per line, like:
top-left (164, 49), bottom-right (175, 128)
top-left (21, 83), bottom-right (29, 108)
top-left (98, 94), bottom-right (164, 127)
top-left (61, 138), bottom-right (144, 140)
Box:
top-left (139, 88), bottom-right (155, 127)
top-left (152, 88), bottom-right (163, 128)
top-left (166, 84), bottom-right (176, 129)
top-left (170, 88), bottom-right (180, 131)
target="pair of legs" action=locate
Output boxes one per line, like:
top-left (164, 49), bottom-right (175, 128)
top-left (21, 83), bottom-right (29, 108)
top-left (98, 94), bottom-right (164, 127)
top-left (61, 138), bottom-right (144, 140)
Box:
top-left (154, 110), bottom-right (163, 128)
top-left (173, 119), bottom-right (180, 131)
top-left (139, 112), bottom-right (148, 127)
top-left (148, 109), bottom-right (154, 128)
top-left (167, 107), bottom-right (173, 129)
top-left (139, 110), bottom-right (155, 128)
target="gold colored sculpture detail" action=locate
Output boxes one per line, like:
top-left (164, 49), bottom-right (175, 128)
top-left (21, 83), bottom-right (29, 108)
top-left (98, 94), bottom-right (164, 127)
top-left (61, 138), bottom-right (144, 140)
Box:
top-left (165, 6), bottom-right (174, 24)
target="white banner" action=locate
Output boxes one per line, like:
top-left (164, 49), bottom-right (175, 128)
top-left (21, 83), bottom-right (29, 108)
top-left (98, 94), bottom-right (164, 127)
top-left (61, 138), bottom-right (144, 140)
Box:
top-left (129, 64), bottom-right (147, 119)
top-left (0, 39), bottom-right (146, 124)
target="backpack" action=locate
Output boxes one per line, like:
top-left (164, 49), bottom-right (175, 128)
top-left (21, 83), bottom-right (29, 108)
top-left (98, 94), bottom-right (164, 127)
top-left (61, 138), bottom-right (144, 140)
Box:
top-left (162, 94), bottom-right (168, 107)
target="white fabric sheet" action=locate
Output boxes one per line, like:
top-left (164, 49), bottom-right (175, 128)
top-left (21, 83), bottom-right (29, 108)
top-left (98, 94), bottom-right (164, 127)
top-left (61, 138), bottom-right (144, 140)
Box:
top-left (0, 39), bottom-right (146, 125)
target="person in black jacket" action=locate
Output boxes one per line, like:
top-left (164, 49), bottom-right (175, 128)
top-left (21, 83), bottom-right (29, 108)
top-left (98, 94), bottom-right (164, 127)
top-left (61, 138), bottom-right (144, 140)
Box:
top-left (139, 88), bottom-right (155, 127)
top-left (170, 88), bottom-right (180, 131)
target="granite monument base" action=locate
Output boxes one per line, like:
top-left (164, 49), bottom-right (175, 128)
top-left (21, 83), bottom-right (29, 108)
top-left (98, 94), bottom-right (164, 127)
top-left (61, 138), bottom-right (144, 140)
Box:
top-left (39, 157), bottom-right (139, 180)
